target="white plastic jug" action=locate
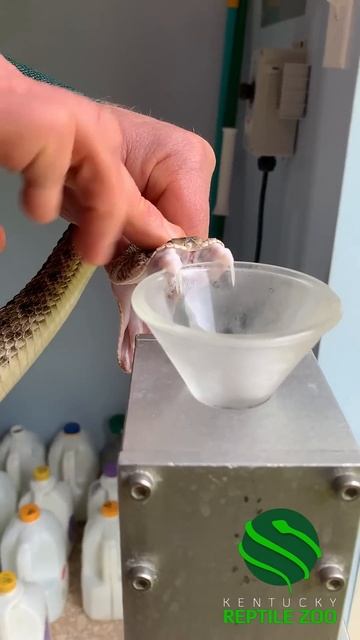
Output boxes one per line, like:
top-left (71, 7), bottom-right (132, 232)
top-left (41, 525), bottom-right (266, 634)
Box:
top-left (87, 462), bottom-right (118, 520)
top-left (49, 423), bottom-right (99, 521)
top-left (19, 466), bottom-right (75, 557)
top-left (0, 571), bottom-right (51, 640)
top-left (82, 500), bottom-right (123, 620)
top-left (0, 472), bottom-right (17, 537)
top-left (1, 504), bottom-right (68, 623)
top-left (0, 426), bottom-right (45, 497)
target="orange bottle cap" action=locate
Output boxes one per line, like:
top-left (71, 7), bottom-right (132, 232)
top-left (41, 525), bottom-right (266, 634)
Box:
top-left (19, 504), bottom-right (40, 523)
top-left (0, 572), bottom-right (16, 594)
top-left (101, 501), bottom-right (119, 518)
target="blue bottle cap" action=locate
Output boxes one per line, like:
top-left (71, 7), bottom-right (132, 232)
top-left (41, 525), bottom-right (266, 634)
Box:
top-left (64, 422), bottom-right (81, 435)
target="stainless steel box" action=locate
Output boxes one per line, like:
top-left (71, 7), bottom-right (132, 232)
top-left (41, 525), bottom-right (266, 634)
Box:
top-left (119, 337), bottom-right (360, 640)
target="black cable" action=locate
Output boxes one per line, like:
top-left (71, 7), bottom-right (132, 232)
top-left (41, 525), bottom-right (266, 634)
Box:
top-left (255, 170), bottom-right (269, 262)
top-left (254, 156), bottom-right (277, 263)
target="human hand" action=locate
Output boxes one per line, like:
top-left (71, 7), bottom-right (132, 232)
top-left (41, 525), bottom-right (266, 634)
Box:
top-left (0, 55), bottom-right (215, 264)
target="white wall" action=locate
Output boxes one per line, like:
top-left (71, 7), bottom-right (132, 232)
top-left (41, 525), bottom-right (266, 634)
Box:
top-left (225, 0), bottom-right (360, 285)
top-left (0, 0), bottom-right (226, 447)
top-left (319, 63), bottom-right (360, 443)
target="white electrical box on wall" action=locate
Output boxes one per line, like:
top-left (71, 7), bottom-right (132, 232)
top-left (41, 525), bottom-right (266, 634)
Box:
top-left (241, 48), bottom-right (309, 157)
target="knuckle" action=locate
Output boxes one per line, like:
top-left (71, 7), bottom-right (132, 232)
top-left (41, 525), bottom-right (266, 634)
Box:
top-left (185, 131), bottom-right (216, 169)
top-left (46, 104), bottom-right (74, 138)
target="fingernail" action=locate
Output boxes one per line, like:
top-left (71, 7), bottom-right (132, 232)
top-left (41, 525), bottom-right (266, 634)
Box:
top-left (165, 221), bottom-right (185, 240)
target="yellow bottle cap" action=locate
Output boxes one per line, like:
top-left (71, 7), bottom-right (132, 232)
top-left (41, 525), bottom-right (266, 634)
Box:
top-left (33, 465), bottom-right (50, 481)
top-left (0, 572), bottom-right (17, 594)
top-left (19, 504), bottom-right (41, 523)
top-left (101, 501), bottom-right (119, 518)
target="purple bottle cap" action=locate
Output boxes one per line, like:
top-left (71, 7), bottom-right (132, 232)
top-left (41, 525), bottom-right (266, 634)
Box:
top-left (103, 462), bottom-right (117, 478)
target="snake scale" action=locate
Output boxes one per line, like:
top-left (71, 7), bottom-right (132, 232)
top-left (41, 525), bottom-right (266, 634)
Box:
top-left (0, 227), bottom-right (95, 400)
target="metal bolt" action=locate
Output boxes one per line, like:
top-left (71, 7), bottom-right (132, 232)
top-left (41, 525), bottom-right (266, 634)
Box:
top-left (333, 474), bottom-right (360, 501)
top-left (128, 471), bottom-right (154, 501)
top-left (319, 565), bottom-right (345, 592)
top-left (128, 564), bottom-right (157, 592)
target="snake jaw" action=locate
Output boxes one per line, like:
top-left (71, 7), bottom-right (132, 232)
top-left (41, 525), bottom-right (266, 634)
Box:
top-left (110, 281), bottom-right (151, 374)
top-left (106, 237), bottom-right (224, 285)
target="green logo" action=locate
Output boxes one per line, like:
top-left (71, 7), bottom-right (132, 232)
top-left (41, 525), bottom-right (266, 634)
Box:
top-left (238, 508), bottom-right (322, 593)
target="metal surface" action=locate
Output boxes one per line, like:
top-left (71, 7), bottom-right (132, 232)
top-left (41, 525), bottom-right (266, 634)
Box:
top-left (122, 336), bottom-right (360, 468)
top-left (119, 337), bottom-right (360, 640)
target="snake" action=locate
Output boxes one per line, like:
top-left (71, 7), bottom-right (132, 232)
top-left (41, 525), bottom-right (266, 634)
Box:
top-left (0, 225), bottom-right (233, 401)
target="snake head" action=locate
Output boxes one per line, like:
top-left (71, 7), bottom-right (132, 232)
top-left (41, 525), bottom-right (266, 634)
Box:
top-left (108, 237), bottom-right (235, 373)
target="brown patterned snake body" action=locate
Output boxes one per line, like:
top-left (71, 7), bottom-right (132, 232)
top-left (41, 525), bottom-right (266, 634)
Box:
top-left (0, 226), bottom-right (232, 401)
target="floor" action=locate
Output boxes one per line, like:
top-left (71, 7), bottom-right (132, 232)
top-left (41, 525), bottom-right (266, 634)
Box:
top-left (52, 533), bottom-right (124, 640)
